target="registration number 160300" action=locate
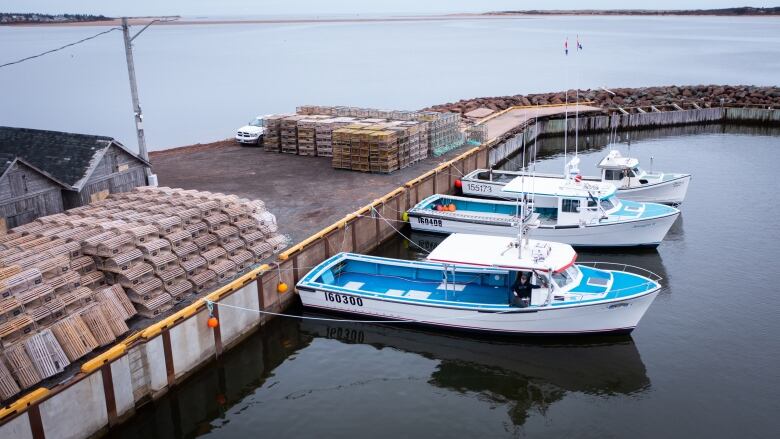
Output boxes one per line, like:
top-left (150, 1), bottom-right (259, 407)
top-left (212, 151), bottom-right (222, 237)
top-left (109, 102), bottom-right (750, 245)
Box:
top-left (324, 292), bottom-right (364, 306)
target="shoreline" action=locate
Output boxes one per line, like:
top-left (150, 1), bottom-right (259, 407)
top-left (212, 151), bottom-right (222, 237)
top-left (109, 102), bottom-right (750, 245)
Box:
top-left (5, 11), bottom-right (779, 28)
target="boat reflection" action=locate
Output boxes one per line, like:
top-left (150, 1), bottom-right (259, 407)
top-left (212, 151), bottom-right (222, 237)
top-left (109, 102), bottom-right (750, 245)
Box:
top-left (300, 317), bottom-right (651, 426)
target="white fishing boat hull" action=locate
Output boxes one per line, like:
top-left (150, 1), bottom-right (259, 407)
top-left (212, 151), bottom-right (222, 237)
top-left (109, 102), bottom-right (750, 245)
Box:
top-left (461, 171), bottom-right (691, 205)
top-left (408, 211), bottom-right (679, 247)
top-left (298, 287), bottom-right (659, 334)
top-left (616, 174), bottom-right (691, 205)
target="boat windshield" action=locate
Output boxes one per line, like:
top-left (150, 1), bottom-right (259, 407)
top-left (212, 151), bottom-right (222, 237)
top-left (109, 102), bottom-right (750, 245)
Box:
top-left (600, 197), bottom-right (615, 211)
top-left (632, 166), bottom-right (643, 175)
top-left (552, 265), bottom-right (579, 289)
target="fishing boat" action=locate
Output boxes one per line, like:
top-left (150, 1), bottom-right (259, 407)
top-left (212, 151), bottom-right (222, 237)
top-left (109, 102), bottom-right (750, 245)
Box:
top-left (407, 176), bottom-right (679, 248)
top-left (460, 151), bottom-right (691, 205)
top-left (296, 232), bottom-right (662, 335)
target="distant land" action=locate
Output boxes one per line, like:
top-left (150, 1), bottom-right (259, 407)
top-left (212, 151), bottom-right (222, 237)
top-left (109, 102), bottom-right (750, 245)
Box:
top-left (3, 7), bottom-right (779, 27)
top-left (0, 13), bottom-right (111, 24)
top-left (486, 7), bottom-right (780, 16)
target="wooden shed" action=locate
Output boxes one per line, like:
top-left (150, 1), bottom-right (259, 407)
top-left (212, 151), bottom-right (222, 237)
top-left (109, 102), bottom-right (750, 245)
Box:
top-left (0, 154), bottom-right (66, 231)
top-left (0, 126), bottom-right (149, 213)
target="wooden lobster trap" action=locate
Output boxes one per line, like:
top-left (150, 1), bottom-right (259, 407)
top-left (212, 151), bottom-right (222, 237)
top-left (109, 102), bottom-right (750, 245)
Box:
top-left (158, 265), bottom-right (186, 288)
top-left (24, 328), bottom-right (70, 380)
top-left (17, 284), bottom-right (56, 311)
top-left (229, 249), bottom-right (255, 274)
top-left (126, 225), bottom-right (160, 245)
top-left (153, 216), bottom-right (183, 235)
top-left (114, 262), bottom-right (154, 288)
top-left (0, 315), bottom-right (36, 347)
top-left (211, 260), bottom-right (238, 282)
top-left (164, 280), bottom-right (193, 301)
top-left (194, 233), bottom-right (218, 252)
top-left (241, 230), bottom-right (266, 246)
top-left (58, 286), bottom-right (94, 314)
top-left (221, 239), bottom-right (245, 257)
top-left (212, 225), bottom-right (239, 245)
top-left (201, 247), bottom-right (227, 266)
top-left (70, 256), bottom-right (97, 275)
top-left (203, 213), bottom-right (229, 232)
top-left (186, 221), bottom-right (208, 239)
top-left (163, 230), bottom-right (192, 250)
top-left (78, 303), bottom-right (116, 347)
top-left (0, 268), bottom-right (43, 297)
top-left (51, 314), bottom-right (98, 362)
top-left (146, 252), bottom-right (178, 274)
top-left (47, 241), bottom-right (83, 259)
top-left (0, 297), bottom-right (24, 324)
top-left (133, 292), bottom-right (173, 319)
top-left (181, 256), bottom-right (207, 278)
top-left (99, 249), bottom-right (144, 273)
top-left (79, 271), bottom-right (107, 290)
top-left (248, 242), bottom-right (274, 261)
top-left (93, 285), bottom-right (136, 320)
top-left (233, 218), bottom-right (258, 235)
top-left (3, 341), bottom-right (41, 389)
top-left (81, 231), bottom-right (120, 256)
top-left (189, 269), bottom-right (216, 294)
top-left (138, 238), bottom-right (172, 257)
top-left (172, 242), bottom-right (199, 262)
top-left (33, 255), bottom-right (71, 280)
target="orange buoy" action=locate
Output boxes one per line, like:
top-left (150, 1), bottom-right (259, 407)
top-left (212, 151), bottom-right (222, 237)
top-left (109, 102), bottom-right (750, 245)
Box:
top-left (454, 179), bottom-right (462, 188)
top-left (277, 282), bottom-right (289, 293)
top-left (435, 205), bottom-right (443, 211)
top-left (448, 204), bottom-right (456, 211)
top-left (207, 316), bottom-right (219, 328)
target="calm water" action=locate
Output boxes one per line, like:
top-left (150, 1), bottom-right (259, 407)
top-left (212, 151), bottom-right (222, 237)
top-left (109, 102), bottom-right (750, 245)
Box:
top-left (1, 16), bottom-right (779, 150)
top-left (114, 126), bottom-right (780, 438)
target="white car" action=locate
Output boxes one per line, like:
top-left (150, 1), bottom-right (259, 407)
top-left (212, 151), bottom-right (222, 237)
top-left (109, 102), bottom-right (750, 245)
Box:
top-left (235, 116), bottom-right (266, 145)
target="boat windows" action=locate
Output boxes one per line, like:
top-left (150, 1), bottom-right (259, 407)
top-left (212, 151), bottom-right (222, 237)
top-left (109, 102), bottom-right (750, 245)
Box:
top-left (600, 197), bottom-right (615, 211)
top-left (561, 199), bottom-right (580, 213)
top-left (604, 170), bottom-right (623, 180)
top-left (551, 266), bottom-right (579, 289)
top-left (626, 169), bottom-right (636, 178)
top-left (587, 198), bottom-right (597, 208)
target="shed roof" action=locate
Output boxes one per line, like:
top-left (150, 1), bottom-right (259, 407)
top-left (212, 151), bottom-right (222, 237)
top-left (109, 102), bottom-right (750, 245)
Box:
top-left (0, 127), bottom-right (148, 191)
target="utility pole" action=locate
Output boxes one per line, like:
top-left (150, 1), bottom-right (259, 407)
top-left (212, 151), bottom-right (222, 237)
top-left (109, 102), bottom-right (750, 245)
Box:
top-left (121, 17), bottom-right (152, 179)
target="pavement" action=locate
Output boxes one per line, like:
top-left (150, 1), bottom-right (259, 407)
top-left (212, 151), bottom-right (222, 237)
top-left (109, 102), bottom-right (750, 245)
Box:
top-left (151, 143), bottom-right (470, 245)
top-left (482, 105), bottom-right (602, 139)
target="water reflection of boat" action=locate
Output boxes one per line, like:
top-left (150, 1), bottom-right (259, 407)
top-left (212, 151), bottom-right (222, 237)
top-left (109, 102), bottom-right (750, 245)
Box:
top-left (300, 317), bottom-right (650, 426)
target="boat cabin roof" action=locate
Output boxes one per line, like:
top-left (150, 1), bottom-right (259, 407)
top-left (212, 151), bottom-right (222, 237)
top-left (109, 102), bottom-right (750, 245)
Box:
top-left (597, 150), bottom-right (639, 170)
top-left (427, 233), bottom-right (577, 273)
top-left (502, 176), bottom-right (616, 200)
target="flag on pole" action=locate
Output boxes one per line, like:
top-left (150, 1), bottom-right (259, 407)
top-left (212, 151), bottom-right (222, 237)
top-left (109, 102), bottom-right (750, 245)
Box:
top-left (564, 37), bottom-right (568, 55)
top-left (577, 35), bottom-right (583, 50)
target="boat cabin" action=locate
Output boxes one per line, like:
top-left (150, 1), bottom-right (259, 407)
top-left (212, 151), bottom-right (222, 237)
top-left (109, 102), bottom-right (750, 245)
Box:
top-left (597, 150), bottom-right (654, 189)
top-left (502, 176), bottom-right (620, 226)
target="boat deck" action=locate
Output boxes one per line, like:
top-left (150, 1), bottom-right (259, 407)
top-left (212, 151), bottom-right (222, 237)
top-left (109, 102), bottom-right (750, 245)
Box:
top-left (301, 254), bottom-right (658, 309)
top-left (332, 271), bottom-right (510, 305)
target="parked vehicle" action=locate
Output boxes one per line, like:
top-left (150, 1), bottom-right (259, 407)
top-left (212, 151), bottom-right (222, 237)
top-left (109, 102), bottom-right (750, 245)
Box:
top-left (235, 115), bottom-right (267, 146)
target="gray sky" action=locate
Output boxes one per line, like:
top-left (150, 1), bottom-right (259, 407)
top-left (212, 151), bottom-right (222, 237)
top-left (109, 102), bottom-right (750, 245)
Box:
top-left (1, 1), bottom-right (774, 16)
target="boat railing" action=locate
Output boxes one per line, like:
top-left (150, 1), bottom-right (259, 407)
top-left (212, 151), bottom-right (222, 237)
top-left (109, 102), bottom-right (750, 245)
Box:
top-left (577, 261), bottom-right (663, 282)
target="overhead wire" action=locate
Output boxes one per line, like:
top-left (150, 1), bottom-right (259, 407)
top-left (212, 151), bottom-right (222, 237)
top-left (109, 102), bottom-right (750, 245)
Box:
top-left (0, 27), bottom-right (121, 69)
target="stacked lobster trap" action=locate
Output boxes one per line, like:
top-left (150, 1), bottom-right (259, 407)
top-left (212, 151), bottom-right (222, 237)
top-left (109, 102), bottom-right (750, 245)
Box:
top-left (0, 186), bottom-right (287, 401)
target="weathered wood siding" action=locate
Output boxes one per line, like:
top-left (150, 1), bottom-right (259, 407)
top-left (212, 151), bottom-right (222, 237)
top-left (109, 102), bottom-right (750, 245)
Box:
top-left (63, 144), bottom-right (147, 209)
top-left (0, 161), bottom-right (64, 228)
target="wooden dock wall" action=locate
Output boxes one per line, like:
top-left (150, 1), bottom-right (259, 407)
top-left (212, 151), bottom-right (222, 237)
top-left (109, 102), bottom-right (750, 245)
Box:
top-left (488, 107), bottom-right (780, 166)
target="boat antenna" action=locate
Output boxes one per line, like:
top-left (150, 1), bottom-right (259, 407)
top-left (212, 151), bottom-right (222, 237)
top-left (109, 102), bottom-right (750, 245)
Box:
top-left (563, 35), bottom-right (569, 178)
top-left (574, 34), bottom-right (580, 159)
